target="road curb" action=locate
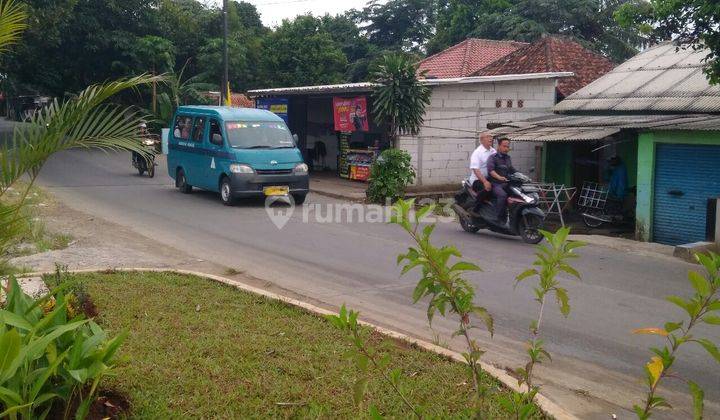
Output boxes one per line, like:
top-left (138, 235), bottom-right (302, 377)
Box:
top-left (25, 267), bottom-right (577, 420)
top-left (309, 188), bottom-right (366, 202)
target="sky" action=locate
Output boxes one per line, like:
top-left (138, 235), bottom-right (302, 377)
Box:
top-left (207, 0), bottom-right (368, 27)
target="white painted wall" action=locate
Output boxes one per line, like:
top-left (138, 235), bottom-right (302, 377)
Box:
top-left (399, 78), bottom-right (557, 187)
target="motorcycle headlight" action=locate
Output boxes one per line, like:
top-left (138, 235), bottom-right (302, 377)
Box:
top-left (229, 163), bottom-right (254, 174)
top-left (142, 139), bottom-right (155, 146)
top-left (519, 191), bottom-right (537, 204)
top-left (293, 163), bottom-right (309, 174)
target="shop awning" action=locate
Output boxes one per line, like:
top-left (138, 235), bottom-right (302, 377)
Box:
top-left (248, 83), bottom-right (378, 97)
top-left (488, 113), bottom-right (720, 142)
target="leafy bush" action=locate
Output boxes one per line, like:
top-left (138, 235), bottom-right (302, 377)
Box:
top-left (366, 149), bottom-right (415, 204)
top-left (0, 276), bottom-right (126, 419)
top-left (371, 53), bottom-right (431, 146)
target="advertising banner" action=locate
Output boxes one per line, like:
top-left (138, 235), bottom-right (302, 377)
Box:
top-left (256, 97), bottom-right (289, 124)
top-left (332, 96), bottom-right (368, 132)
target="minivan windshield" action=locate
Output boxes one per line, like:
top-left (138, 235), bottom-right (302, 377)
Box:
top-left (225, 121), bottom-right (295, 149)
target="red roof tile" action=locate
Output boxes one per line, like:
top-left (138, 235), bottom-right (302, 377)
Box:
top-left (418, 39), bottom-right (528, 78)
top-left (473, 36), bottom-right (616, 97)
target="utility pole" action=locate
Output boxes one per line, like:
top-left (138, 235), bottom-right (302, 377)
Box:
top-left (221, 0), bottom-right (229, 106)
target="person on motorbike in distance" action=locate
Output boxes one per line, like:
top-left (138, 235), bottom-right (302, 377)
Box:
top-left (132, 122), bottom-right (148, 166)
top-left (487, 137), bottom-right (517, 226)
top-left (468, 132), bottom-right (496, 213)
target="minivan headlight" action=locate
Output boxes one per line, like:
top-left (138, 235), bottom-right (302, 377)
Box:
top-left (229, 163), bottom-right (254, 174)
top-left (293, 163), bottom-right (309, 174)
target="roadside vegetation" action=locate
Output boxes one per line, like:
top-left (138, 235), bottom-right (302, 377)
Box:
top-left (332, 199), bottom-right (720, 419)
top-left (2, 183), bottom-right (71, 259)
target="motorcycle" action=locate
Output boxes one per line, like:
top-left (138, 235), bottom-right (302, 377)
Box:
top-left (451, 172), bottom-right (546, 244)
top-left (132, 136), bottom-right (160, 178)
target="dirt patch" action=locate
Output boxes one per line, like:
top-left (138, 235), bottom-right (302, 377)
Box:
top-left (9, 196), bottom-right (220, 273)
top-left (48, 388), bottom-right (131, 420)
top-left (88, 389), bottom-right (131, 420)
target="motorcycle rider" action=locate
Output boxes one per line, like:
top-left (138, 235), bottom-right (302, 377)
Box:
top-left (132, 122), bottom-right (151, 172)
top-left (487, 137), bottom-right (517, 225)
top-left (468, 132), bottom-right (496, 212)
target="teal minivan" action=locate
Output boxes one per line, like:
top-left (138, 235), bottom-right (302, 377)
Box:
top-left (167, 106), bottom-right (309, 205)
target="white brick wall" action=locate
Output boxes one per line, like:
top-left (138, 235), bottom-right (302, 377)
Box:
top-left (399, 79), bottom-right (556, 187)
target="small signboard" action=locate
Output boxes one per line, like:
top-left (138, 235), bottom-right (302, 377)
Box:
top-left (338, 132), bottom-right (350, 178)
top-left (256, 97), bottom-right (289, 123)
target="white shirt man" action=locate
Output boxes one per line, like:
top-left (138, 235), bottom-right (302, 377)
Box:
top-left (469, 133), bottom-right (496, 186)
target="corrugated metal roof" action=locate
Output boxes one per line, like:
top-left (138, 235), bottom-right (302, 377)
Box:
top-left (488, 113), bottom-right (720, 142)
top-left (248, 82), bottom-right (378, 97)
top-left (554, 43), bottom-right (720, 113)
top-left (247, 73), bottom-right (573, 97)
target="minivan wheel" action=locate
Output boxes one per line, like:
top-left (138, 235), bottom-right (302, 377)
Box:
top-left (220, 177), bottom-right (235, 206)
top-left (292, 193), bottom-right (307, 205)
top-left (176, 168), bottom-right (192, 194)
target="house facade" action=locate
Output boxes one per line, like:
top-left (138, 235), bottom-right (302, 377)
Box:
top-left (399, 74), bottom-right (567, 188)
top-left (492, 42), bottom-right (720, 245)
top-left (405, 36), bottom-right (615, 188)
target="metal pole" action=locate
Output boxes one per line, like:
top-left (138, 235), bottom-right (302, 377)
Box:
top-left (221, 0), bottom-right (229, 106)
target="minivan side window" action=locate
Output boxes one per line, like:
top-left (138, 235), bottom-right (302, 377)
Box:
top-left (209, 119), bottom-right (223, 146)
top-left (192, 117), bottom-right (206, 142)
top-left (173, 115), bottom-right (193, 140)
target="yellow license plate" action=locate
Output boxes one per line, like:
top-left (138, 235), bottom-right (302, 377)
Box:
top-left (263, 186), bottom-right (289, 196)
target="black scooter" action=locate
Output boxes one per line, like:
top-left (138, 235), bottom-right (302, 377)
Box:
top-left (451, 172), bottom-right (545, 244)
top-left (132, 136), bottom-right (160, 178)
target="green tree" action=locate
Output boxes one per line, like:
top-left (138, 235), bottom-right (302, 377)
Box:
top-left (320, 13), bottom-right (374, 81)
top-left (0, 0), bottom-right (160, 273)
top-left (371, 53), bottom-right (431, 147)
top-left (259, 15), bottom-right (348, 87)
top-left (154, 0), bottom-right (216, 71)
top-left (428, 0), bottom-right (644, 62)
top-left (197, 31), bottom-right (262, 92)
top-left (353, 0), bottom-right (436, 53)
top-left (615, 0), bottom-right (720, 84)
top-left (3, 0), bottom-right (159, 96)
top-left (131, 35), bottom-right (175, 114)
top-left (428, 0), bottom-right (511, 54)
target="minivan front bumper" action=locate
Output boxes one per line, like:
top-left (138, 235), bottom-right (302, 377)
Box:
top-left (229, 172), bottom-right (309, 197)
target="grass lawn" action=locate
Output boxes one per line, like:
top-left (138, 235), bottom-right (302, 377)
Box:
top-left (67, 271), bottom-right (538, 418)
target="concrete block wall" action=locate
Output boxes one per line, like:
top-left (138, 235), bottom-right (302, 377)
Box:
top-left (399, 79), bottom-right (557, 187)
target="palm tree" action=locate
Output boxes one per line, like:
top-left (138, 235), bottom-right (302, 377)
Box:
top-left (0, 0), bottom-right (161, 271)
top-left (0, 75), bottom-right (161, 259)
top-left (154, 59), bottom-right (217, 127)
top-left (0, 0), bottom-right (27, 53)
top-left (371, 53), bottom-right (431, 148)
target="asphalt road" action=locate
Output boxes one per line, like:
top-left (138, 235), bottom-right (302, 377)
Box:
top-left (38, 149), bottom-right (719, 419)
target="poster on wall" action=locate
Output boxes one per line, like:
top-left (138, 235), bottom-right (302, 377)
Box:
top-left (332, 96), bottom-right (368, 132)
top-left (256, 98), bottom-right (289, 124)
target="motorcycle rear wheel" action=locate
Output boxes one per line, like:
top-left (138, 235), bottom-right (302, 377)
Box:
top-left (519, 214), bottom-right (544, 244)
